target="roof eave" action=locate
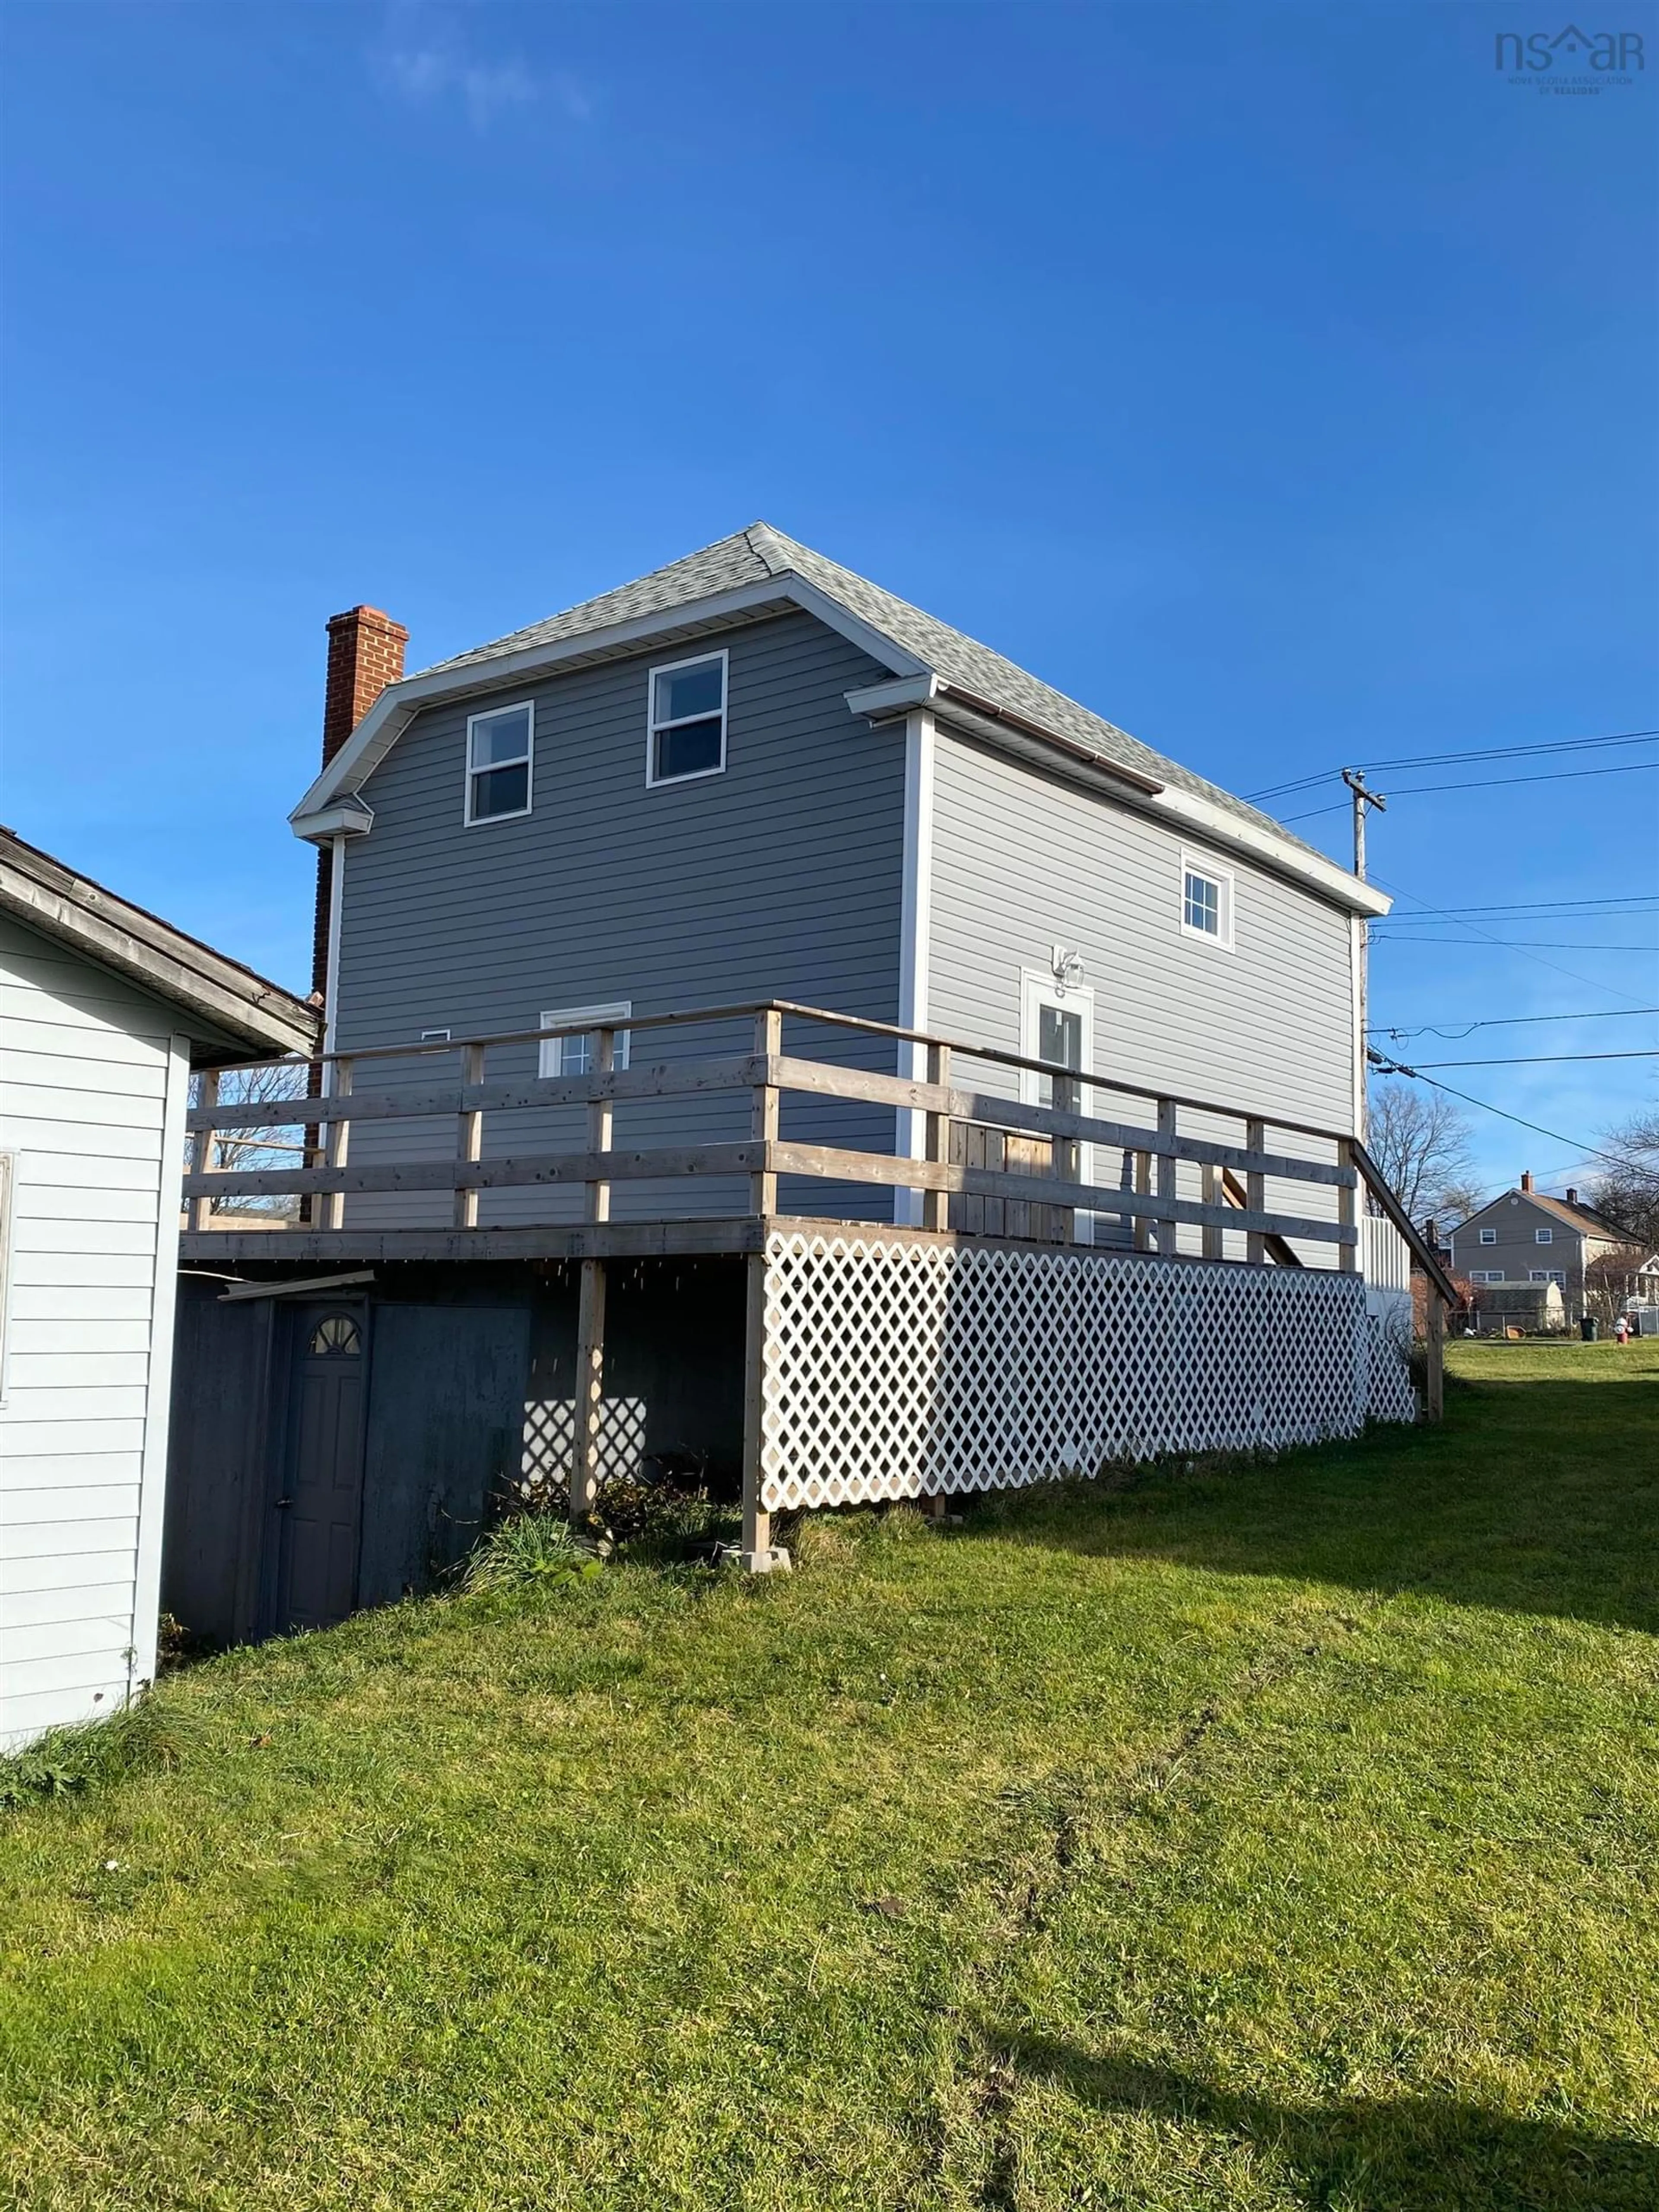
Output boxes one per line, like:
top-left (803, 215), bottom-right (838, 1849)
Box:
top-left (0, 850), bottom-right (318, 1060)
top-left (289, 573), bottom-right (929, 833)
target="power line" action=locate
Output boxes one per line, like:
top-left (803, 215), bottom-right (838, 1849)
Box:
top-left (1281, 759), bottom-right (1659, 821)
top-left (1367, 1053), bottom-right (1643, 1173)
top-left (1370, 1007), bottom-right (1659, 1039)
top-left (1380, 942), bottom-right (1659, 960)
top-left (1248, 723), bottom-right (1659, 803)
top-left (1370, 871), bottom-right (1656, 1010)
top-left (1364, 760), bottom-right (1659, 800)
top-left (1387, 895), bottom-right (1659, 917)
top-left (1408, 1049), bottom-right (1659, 1068)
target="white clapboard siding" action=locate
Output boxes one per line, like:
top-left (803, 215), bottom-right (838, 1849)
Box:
top-left (8, 1318), bottom-right (156, 1356)
top-left (1, 912), bottom-right (191, 1747)
top-left (1, 1547), bottom-right (137, 1596)
top-left (4, 1513), bottom-right (139, 1561)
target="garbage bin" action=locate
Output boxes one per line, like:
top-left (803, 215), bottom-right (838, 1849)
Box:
top-left (1580, 1314), bottom-right (1599, 1342)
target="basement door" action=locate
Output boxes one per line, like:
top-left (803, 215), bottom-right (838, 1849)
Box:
top-left (273, 1305), bottom-right (369, 1634)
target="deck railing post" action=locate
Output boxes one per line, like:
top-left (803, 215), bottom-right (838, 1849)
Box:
top-left (322, 1059), bottom-right (353, 1232)
top-left (454, 1042), bottom-right (485, 1230)
top-left (1424, 1281), bottom-right (1446, 1423)
top-left (922, 1041), bottom-right (951, 1232)
top-left (751, 1007), bottom-right (780, 1218)
top-left (1337, 1138), bottom-right (1358, 1273)
top-left (189, 1070), bottom-right (219, 1232)
top-left (1132, 1148), bottom-right (1153, 1251)
top-left (569, 1027), bottom-right (616, 1522)
top-left (1245, 1117), bottom-right (1267, 1265)
top-left (1201, 1164), bottom-right (1223, 1260)
top-left (1154, 1099), bottom-right (1178, 1254)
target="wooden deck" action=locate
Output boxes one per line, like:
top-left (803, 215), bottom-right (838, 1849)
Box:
top-left (178, 999), bottom-right (1452, 1562)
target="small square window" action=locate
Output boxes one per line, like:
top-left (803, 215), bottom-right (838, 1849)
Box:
top-left (1179, 853), bottom-right (1233, 948)
top-left (539, 1002), bottom-right (632, 1081)
top-left (466, 702), bottom-right (533, 823)
top-left (647, 651), bottom-right (728, 786)
top-left (1535, 1226), bottom-right (1553, 1244)
top-left (1479, 1228), bottom-right (1497, 1245)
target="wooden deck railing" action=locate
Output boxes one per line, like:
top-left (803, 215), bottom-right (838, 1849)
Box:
top-left (182, 999), bottom-right (1452, 1559)
top-left (182, 997), bottom-right (1371, 1264)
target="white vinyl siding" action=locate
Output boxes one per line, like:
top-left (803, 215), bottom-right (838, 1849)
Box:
top-left (0, 917), bottom-right (191, 1747)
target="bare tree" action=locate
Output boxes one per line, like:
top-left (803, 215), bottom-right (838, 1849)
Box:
top-left (189, 1057), bottom-right (310, 1219)
top-left (1430, 1179), bottom-right (1487, 1232)
top-left (1366, 1079), bottom-right (1478, 1223)
top-left (1589, 1108), bottom-right (1659, 1251)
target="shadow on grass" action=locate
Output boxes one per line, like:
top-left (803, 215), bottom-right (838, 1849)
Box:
top-left (988, 2028), bottom-right (1659, 2210)
top-left (962, 1374), bottom-right (1659, 1636)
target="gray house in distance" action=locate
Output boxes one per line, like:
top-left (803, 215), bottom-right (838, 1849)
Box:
top-left (168, 523), bottom-right (1434, 1639)
top-left (1448, 1173), bottom-right (1651, 1324)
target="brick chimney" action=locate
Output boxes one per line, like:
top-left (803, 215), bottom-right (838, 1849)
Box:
top-left (1566, 1187), bottom-right (1578, 1205)
top-left (1521, 1170), bottom-right (1534, 1194)
top-left (311, 607), bottom-right (408, 998)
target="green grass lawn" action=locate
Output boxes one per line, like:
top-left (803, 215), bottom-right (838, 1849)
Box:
top-left (3, 1339), bottom-right (1656, 2211)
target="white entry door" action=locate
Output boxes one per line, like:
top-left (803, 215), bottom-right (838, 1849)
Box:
top-left (1020, 971), bottom-right (1094, 1244)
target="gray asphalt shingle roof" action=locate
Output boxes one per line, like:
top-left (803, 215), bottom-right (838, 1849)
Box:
top-left (416, 523), bottom-right (1319, 855)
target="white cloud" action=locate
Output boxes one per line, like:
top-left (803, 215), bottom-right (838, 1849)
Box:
top-left (373, 4), bottom-right (590, 131)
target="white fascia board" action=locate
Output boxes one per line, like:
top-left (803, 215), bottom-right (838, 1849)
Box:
top-left (1138, 783), bottom-right (1392, 918)
top-left (847, 678), bottom-right (1386, 920)
top-left (288, 575), bottom-right (928, 834)
top-left (845, 673), bottom-right (941, 719)
top-left (291, 798), bottom-right (376, 844)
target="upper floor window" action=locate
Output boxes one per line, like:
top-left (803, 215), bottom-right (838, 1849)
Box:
top-left (1535, 1226), bottom-right (1553, 1244)
top-left (1180, 853), bottom-right (1234, 948)
top-left (647, 651), bottom-right (727, 786)
top-left (1479, 1227), bottom-right (1497, 1245)
top-left (539, 1001), bottom-right (633, 1081)
top-left (466, 701), bottom-right (534, 824)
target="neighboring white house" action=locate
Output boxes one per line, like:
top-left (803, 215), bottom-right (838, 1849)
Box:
top-left (1, 831), bottom-right (316, 1749)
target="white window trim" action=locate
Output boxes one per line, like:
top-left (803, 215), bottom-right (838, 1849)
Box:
top-left (645, 648), bottom-right (729, 789)
top-left (539, 1001), bottom-right (633, 1080)
top-left (1019, 968), bottom-right (1093, 1247)
top-left (1179, 849), bottom-right (1235, 952)
top-left (463, 699), bottom-right (535, 827)
top-left (1479, 1227), bottom-right (1498, 1245)
top-left (1530, 1269), bottom-right (1566, 1286)
top-left (1470, 1269), bottom-right (1502, 1283)
top-left (1535, 1227), bottom-right (1553, 1244)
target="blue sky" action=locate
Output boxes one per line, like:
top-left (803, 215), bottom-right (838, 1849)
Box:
top-left (3, 0), bottom-right (1655, 1196)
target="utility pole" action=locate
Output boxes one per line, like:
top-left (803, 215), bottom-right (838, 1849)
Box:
top-left (1342, 768), bottom-right (1387, 1140)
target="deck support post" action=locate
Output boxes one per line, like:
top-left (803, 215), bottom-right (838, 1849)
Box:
top-left (737, 1246), bottom-right (787, 1571)
top-left (1424, 1285), bottom-right (1445, 1423)
top-left (1245, 1117), bottom-right (1267, 1265)
top-left (189, 1070), bottom-right (219, 1232)
top-left (570, 1257), bottom-right (607, 1520)
top-left (569, 1028), bottom-right (616, 1521)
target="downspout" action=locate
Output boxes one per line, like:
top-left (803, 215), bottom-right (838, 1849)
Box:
top-left (322, 832), bottom-right (346, 1095)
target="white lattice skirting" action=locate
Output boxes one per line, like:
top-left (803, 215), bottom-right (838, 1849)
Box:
top-left (760, 1233), bottom-right (1418, 1512)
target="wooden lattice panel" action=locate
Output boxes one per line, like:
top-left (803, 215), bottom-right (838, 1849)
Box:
top-left (759, 1233), bottom-right (1415, 1512)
